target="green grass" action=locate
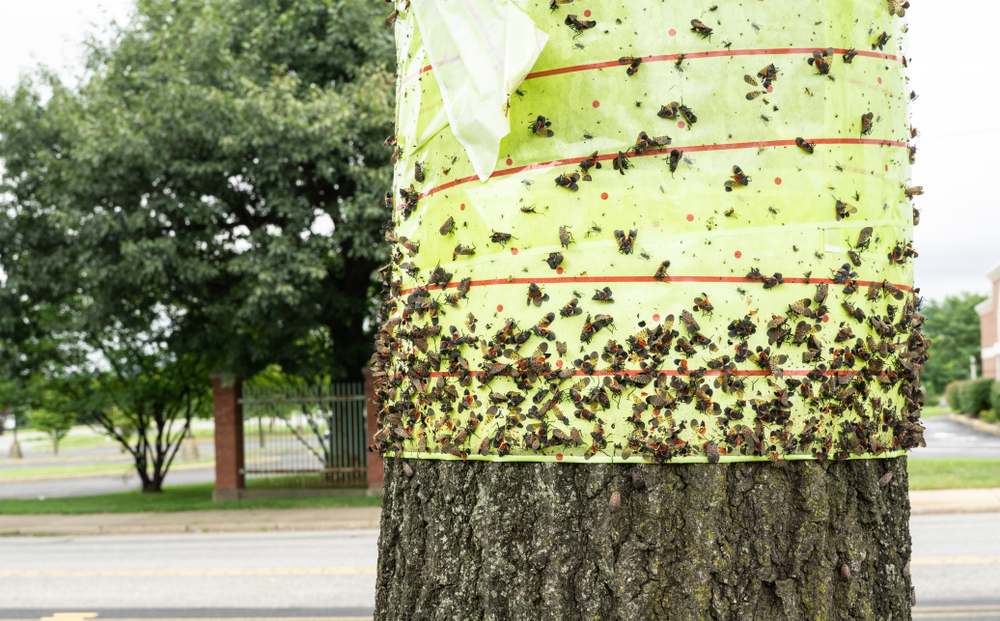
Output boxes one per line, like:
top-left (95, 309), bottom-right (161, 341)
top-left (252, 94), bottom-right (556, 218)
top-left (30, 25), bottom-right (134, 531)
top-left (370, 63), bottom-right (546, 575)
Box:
top-left (908, 459), bottom-right (1000, 490)
top-left (920, 404), bottom-right (951, 419)
top-left (0, 482), bottom-right (382, 515)
top-left (19, 427), bottom-right (216, 453)
top-left (0, 459), bottom-right (214, 481)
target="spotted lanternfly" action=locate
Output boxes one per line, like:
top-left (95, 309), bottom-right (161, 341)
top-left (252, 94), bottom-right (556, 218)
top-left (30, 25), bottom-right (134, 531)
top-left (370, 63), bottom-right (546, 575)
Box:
top-left (580, 151), bottom-right (601, 180)
top-left (912, 205), bottom-right (921, 226)
top-left (559, 298), bottom-right (582, 317)
top-left (549, 0), bottom-right (573, 10)
top-left (757, 63), bottom-right (778, 87)
top-left (383, 190), bottom-right (394, 210)
top-left (559, 226), bottom-right (574, 248)
top-left (909, 145), bottom-right (917, 165)
top-left (847, 249), bottom-right (862, 267)
top-left (681, 310), bottom-right (700, 334)
top-left (658, 102), bottom-right (680, 119)
top-left (690, 19), bottom-right (713, 38)
top-left (530, 115), bottom-right (554, 138)
top-left (905, 185), bottom-right (924, 198)
top-left (545, 252), bottom-right (564, 270)
top-left (453, 243), bottom-right (476, 260)
top-left (763, 273), bottom-right (785, 289)
top-left (807, 48), bottom-right (834, 75)
top-left (879, 471), bottom-right (894, 487)
top-left (860, 112), bottom-right (875, 135)
top-left (693, 293), bottom-right (714, 315)
top-left (490, 231), bottom-right (513, 247)
top-left (835, 200), bottom-right (858, 221)
top-left (527, 282), bottom-right (550, 307)
top-left (725, 165), bottom-right (750, 192)
top-left (872, 31), bottom-right (890, 51)
top-left (555, 172), bottom-right (580, 191)
top-left (633, 131), bottom-right (671, 155)
top-left (520, 204), bottom-right (539, 214)
top-left (614, 229), bottom-right (637, 254)
top-left (832, 263), bottom-right (857, 284)
top-left (706, 441), bottom-right (720, 464)
top-left (675, 53), bottom-right (686, 70)
top-left (414, 161), bottom-right (425, 183)
top-left (888, 0), bottom-right (909, 17)
top-left (619, 56), bottom-right (642, 76)
top-left (440, 216), bottom-right (456, 235)
top-left (843, 48), bottom-right (858, 63)
top-left (745, 90), bottom-right (764, 101)
top-left (565, 14), bottom-right (596, 37)
top-left (592, 287), bottom-right (614, 303)
top-left (654, 260), bottom-right (671, 281)
top-left (613, 151), bottom-right (631, 174)
top-left (390, 146), bottom-right (401, 164)
top-left (856, 227), bottom-right (873, 251)
top-left (678, 104), bottom-right (697, 127)
top-left (384, 9), bottom-right (398, 27)
top-left (795, 137), bottom-right (815, 154)
top-left (609, 490), bottom-right (621, 507)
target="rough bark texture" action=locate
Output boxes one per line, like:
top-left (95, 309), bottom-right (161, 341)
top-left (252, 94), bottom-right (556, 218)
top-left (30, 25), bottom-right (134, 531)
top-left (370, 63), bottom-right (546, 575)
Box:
top-left (376, 457), bottom-right (911, 621)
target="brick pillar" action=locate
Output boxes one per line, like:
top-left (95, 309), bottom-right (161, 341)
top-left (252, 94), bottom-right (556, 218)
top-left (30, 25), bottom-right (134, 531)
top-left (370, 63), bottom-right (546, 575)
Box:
top-left (210, 373), bottom-right (244, 501)
top-left (363, 367), bottom-right (384, 491)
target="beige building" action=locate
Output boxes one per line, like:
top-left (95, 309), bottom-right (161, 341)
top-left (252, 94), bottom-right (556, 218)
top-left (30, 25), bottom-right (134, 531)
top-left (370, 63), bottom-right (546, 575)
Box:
top-left (975, 262), bottom-right (1000, 380)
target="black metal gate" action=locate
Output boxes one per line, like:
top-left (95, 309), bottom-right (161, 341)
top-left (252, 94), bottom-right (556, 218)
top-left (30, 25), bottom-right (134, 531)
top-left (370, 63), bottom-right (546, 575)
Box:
top-left (240, 383), bottom-right (368, 488)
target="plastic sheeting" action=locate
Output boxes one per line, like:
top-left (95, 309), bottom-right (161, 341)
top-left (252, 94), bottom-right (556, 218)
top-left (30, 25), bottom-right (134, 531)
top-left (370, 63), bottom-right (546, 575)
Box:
top-left (375, 0), bottom-right (923, 464)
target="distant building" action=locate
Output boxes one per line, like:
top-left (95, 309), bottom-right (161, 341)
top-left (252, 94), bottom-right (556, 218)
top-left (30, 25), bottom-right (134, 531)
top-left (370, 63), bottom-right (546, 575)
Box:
top-left (975, 262), bottom-right (1000, 380)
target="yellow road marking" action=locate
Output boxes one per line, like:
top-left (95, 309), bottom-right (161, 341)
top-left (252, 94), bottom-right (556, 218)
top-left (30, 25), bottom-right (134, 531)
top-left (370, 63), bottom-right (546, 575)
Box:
top-left (912, 557), bottom-right (1000, 566)
top-left (0, 567), bottom-right (376, 578)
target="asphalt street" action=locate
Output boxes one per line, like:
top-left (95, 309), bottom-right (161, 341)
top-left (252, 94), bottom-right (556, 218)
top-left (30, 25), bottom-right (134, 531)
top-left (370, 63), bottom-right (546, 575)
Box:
top-left (904, 416), bottom-right (1000, 459)
top-left (0, 466), bottom-right (216, 500)
top-left (0, 514), bottom-right (997, 620)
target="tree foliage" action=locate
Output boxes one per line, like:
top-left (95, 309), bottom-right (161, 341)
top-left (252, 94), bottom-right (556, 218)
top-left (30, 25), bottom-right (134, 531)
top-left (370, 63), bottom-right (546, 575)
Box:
top-left (26, 408), bottom-right (76, 456)
top-left (0, 0), bottom-right (395, 489)
top-left (922, 293), bottom-right (987, 395)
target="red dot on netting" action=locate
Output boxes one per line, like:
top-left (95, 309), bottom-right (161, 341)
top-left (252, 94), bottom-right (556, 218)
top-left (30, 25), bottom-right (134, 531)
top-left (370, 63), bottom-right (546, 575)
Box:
top-left (592, 100), bottom-right (600, 108)
top-left (497, 304), bottom-right (504, 312)
top-left (460, 203), bottom-right (466, 211)
top-left (767, 85), bottom-right (773, 93)
top-left (878, 77), bottom-right (883, 84)
top-left (669, 28), bottom-right (676, 36)
top-left (652, 220), bottom-right (660, 228)
top-left (584, 9), bottom-right (591, 16)
top-left (601, 192), bottom-right (609, 200)
top-left (556, 454), bottom-right (564, 461)
top-left (686, 214), bottom-right (694, 221)
top-left (735, 251), bottom-right (742, 258)
top-left (556, 267), bottom-right (564, 275)
top-left (653, 314), bottom-right (661, 322)
top-left (774, 177), bottom-right (782, 185)
top-left (556, 360), bottom-right (564, 367)
top-left (822, 315), bottom-right (830, 323)
top-left (505, 158), bottom-right (513, 166)
top-left (511, 247), bottom-right (518, 255)
top-left (885, 164), bottom-right (889, 171)
top-left (677, 121), bottom-right (686, 129)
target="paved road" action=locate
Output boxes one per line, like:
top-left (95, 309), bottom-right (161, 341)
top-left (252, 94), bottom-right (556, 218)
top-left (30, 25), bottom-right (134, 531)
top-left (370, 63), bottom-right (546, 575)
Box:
top-left (909, 416), bottom-right (1000, 459)
top-left (0, 514), bottom-right (998, 620)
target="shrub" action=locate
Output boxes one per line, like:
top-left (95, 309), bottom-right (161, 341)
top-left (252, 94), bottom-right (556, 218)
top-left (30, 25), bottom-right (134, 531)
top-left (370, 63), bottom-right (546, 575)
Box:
top-left (990, 383), bottom-right (1000, 420)
top-left (945, 382), bottom-right (963, 412)
top-left (958, 379), bottom-right (994, 416)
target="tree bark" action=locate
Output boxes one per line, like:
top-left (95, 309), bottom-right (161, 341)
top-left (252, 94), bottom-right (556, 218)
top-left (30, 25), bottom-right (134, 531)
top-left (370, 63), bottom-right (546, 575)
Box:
top-left (376, 457), bottom-right (912, 621)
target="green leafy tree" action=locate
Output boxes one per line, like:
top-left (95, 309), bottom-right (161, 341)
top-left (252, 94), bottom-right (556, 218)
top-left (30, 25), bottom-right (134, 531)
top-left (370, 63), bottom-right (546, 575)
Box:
top-left (0, 0), bottom-right (394, 490)
top-left (922, 293), bottom-right (987, 395)
top-left (26, 408), bottom-right (76, 456)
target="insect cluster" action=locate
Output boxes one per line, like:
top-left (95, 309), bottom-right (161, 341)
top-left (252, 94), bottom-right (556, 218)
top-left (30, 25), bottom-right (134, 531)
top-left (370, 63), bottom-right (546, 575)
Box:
top-left (373, 0), bottom-right (924, 465)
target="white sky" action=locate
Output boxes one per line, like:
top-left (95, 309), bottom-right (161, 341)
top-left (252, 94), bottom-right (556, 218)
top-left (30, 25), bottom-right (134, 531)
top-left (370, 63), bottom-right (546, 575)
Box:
top-left (0, 0), bottom-right (993, 302)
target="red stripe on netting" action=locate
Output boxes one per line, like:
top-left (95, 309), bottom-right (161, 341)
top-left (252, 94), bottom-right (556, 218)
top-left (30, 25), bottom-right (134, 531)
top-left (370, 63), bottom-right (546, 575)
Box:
top-left (409, 138), bottom-right (907, 202)
top-left (525, 47), bottom-right (898, 80)
top-left (400, 275), bottom-right (911, 296)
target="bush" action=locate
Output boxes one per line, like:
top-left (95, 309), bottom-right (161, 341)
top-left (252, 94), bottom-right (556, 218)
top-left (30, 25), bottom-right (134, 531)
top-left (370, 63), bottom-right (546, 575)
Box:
top-left (990, 383), bottom-right (1000, 420)
top-left (945, 382), bottom-right (963, 412)
top-left (958, 379), bottom-right (994, 416)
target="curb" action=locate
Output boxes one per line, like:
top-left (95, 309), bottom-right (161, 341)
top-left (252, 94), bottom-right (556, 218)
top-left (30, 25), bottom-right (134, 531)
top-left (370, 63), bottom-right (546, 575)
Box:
top-left (947, 413), bottom-right (1000, 437)
top-left (0, 461), bottom-right (215, 486)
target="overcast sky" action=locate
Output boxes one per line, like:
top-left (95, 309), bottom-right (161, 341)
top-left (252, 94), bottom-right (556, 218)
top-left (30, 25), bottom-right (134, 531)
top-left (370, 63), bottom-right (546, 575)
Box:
top-left (0, 0), bottom-right (994, 302)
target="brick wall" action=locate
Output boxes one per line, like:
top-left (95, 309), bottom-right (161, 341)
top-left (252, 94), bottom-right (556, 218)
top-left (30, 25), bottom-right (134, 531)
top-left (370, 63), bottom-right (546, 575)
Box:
top-left (211, 373), bottom-right (244, 501)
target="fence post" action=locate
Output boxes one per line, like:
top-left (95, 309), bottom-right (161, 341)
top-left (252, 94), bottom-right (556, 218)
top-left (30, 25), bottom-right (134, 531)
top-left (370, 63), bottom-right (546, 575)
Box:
top-left (210, 372), bottom-right (245, 501)
top-left (362, 367), bottom-right (383, 492)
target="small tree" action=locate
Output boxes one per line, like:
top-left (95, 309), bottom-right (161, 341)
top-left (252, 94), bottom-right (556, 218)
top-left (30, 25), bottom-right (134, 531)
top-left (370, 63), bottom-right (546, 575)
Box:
top-left (27, 408), bottom-right (75, 456)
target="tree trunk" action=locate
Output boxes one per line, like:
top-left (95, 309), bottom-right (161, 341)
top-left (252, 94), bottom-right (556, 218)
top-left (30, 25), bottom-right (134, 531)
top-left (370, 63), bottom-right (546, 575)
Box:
top-left (376, 457), bottom-right (912, 621)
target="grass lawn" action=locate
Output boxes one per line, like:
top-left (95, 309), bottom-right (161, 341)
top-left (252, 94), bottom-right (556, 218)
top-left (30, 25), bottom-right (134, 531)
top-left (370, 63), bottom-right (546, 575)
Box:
top-left (0, 482), bottom-right (381, 515)
top-left (0, 459), bottom-right (214, 481)
top-left (908, 459), bottom-right (1000, 490)
top-left (920, 404), bottom-right (951, 419)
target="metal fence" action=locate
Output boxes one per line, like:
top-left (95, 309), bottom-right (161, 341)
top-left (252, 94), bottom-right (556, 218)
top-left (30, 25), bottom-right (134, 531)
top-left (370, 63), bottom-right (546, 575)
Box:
top-left (240, 383), bottom-right (368, 488)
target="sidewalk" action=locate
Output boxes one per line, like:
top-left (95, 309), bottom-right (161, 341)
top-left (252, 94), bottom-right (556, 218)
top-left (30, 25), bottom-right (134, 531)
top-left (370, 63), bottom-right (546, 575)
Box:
top-left (0, 506), bottom-right (381, 536)
top-left (0, 489), bottom-right (997, 536)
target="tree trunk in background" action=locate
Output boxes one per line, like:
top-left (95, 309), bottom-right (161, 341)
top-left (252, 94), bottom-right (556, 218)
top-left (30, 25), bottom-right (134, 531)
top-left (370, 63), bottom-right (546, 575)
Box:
top-left (376, 458), bottom-right (912, 621)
